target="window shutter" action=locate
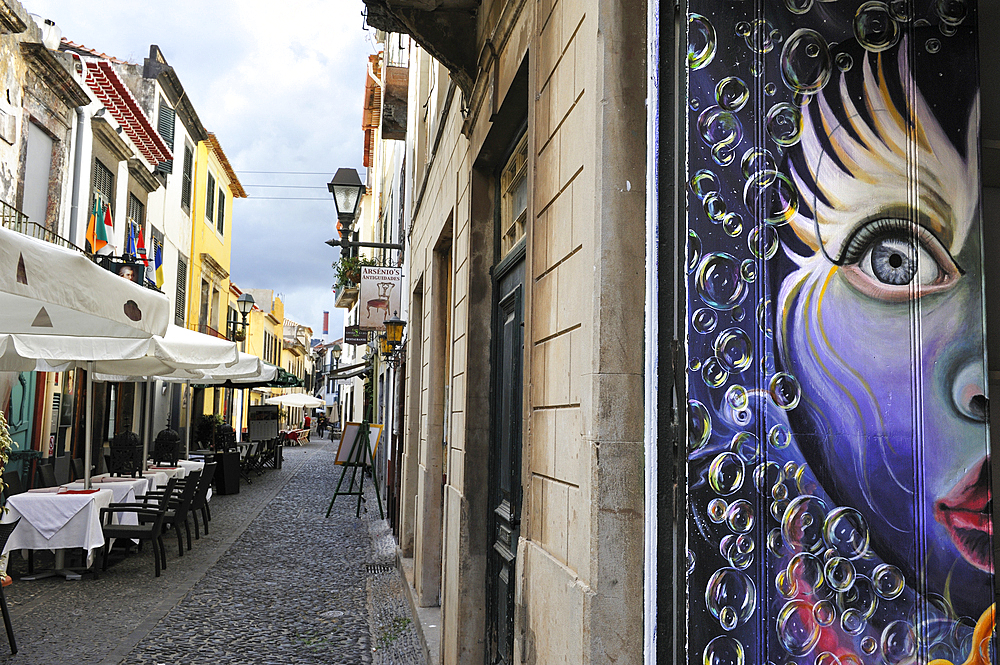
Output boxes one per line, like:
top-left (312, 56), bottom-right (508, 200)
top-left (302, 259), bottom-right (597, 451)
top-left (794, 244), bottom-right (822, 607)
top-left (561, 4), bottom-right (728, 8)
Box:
top-left (175, 256), bottom-right (187, 325)
top-left (155, 97), bottom-right (175, 174)
top-left (181, 146), bottom-right (193, 211)
top-left (206, 174), bottom-right (215, 222)
top-left (217, 189), bottom-right (225, 235)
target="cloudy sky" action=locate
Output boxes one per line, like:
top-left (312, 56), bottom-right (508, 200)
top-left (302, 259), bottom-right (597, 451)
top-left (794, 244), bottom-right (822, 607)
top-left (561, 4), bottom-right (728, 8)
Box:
top-left (25, 0), bottom-right (371, 341)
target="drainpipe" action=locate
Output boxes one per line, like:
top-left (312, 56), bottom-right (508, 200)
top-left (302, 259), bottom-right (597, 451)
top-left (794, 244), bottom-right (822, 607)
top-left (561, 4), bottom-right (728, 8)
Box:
top-left (69, 105), bottom-right (86, 246)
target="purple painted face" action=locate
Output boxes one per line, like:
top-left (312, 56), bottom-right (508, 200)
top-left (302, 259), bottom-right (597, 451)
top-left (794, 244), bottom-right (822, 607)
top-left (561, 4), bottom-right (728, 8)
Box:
top-left (778, 50), bottom-right (989, 615)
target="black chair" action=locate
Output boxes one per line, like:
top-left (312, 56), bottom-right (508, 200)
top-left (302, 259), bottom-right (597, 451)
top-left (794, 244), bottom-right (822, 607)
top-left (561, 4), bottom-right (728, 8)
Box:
top-left (36, 464), bottom-right (56, 488)
top-left (53, 457), bottom-right (70, 485)
top-left (97, 453), bottom-right (109, 477)
top-left (151, 429), bottom-right (181, 466)
top-left (188, 463), bottom-right (216, 538)
top-left (71, 458), bottom-right (85, 481)
top-left (1, 472), bottom-right (22, 503)
top-left (100, 478), bottom-right (177, 577)
top-left (109, 431), bottom-right (143, 477)
top-left (0, 519), bottom-right (20, 654)
top-left (141, 471), bottom-right (200, 556)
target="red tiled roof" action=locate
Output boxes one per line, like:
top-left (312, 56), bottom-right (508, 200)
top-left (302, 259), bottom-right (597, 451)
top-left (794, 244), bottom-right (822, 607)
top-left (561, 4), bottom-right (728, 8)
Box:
top-left (60, 38), bottom-right (131, 65)
top-left (84, 60), bottom-right (172, 166)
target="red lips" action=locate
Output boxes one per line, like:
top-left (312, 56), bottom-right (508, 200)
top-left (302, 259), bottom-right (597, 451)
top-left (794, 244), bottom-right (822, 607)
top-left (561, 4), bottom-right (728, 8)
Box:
top-left (934, 457), bottom-right (993, 572)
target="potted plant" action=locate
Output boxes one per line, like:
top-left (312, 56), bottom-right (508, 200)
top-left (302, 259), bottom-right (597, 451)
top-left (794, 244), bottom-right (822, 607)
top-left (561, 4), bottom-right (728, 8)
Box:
top-left (332, 255), bottom-right (379, 290)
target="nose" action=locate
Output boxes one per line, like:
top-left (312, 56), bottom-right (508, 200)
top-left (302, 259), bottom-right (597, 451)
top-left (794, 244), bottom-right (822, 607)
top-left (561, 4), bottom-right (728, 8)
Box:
top-left (952, 361), bottom-right (988, 422)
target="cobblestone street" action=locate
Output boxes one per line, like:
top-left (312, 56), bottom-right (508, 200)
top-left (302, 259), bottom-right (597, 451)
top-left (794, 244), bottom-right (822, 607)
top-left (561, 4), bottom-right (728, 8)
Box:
top-left (0, 440), bottom-right (424, 665)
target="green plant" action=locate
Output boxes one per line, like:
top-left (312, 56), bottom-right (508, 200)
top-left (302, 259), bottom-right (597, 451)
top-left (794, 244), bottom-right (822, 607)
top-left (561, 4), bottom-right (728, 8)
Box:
top-left (0, 411), bottom-right (13, 511)
top-left (332, 255), bottom-right (380, 289)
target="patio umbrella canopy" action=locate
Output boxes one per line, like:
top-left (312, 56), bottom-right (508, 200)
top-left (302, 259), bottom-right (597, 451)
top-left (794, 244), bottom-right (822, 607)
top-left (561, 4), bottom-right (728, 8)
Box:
top-left (265, 393), bottom-right (325, 409)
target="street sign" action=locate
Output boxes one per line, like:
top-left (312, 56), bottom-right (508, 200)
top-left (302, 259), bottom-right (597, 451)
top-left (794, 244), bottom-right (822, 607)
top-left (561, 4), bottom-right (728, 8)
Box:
top-left (344, 325), bottom-right (367, 346)
top-left (358, 266), bottom-right (402, 330)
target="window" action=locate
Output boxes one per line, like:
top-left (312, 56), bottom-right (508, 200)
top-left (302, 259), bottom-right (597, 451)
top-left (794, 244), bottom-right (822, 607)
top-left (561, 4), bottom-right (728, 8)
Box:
top-left (156, 96), bottom-right (175, 174)
top-left (499, 133), bottom-right (528, 257)
top-left (92, 159), bottom-right (114, 214)
top-left (217, 188), bottom-right (225, 235)
top-left (199, 279), bottom-right (210, 327)
top-left (126, 193), bottom-right (146, 264)
top-left (205, 173), bottom-right (215, 223)
top-left (181, 145), bottom-right (193, 211)
top-left (175, 256), bottom-right (187, 325)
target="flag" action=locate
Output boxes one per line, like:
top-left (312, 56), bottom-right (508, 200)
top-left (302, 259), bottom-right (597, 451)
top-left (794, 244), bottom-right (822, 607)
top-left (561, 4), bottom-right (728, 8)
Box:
top-left (124, 221), bottom-right (134, 258)
top-left (85, 200), bottom-right (108, 254)
top-left (98, 203), bottom-right (114, 256)
top-left (135, 224), bottom-right (149, 266)
top-left (154, 242), bottom-right (164, 289)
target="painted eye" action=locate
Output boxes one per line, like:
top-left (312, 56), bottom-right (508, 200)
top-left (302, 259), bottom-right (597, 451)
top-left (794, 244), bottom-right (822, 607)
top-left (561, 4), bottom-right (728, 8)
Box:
top-left (839, 218), bottom-right (959, 301)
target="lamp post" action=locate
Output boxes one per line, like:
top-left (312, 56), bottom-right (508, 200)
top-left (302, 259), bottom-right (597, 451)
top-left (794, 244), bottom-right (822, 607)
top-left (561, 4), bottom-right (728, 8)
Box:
top-left (229, 292), bottom-right (254, 343)
top-left (381, 311), bottom-right (406, 369)
top-left (325, 167), bottom-right (403, 253)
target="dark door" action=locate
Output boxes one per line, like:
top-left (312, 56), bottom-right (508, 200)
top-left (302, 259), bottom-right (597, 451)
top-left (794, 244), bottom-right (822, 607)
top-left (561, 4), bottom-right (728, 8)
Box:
top-left (486, 257), bottom-right (524, 665)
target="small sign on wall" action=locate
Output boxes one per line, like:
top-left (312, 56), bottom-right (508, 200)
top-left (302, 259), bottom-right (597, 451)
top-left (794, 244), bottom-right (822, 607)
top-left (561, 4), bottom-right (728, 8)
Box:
top-left (358, 266), bottom-right (402, 330)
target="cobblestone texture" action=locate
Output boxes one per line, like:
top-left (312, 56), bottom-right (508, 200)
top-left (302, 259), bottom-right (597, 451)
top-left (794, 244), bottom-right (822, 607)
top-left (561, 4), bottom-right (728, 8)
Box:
top-left (0, 440), bottom-right (425, 665)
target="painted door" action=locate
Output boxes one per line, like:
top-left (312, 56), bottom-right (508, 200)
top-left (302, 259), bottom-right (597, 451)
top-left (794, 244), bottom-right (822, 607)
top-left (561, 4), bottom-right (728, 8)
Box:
top-left (684, 4), bottom-right (991, 665)
top-left (7, 372), bottom-right (35, 480)
top-left (486, 257), bottom-right (524, 665)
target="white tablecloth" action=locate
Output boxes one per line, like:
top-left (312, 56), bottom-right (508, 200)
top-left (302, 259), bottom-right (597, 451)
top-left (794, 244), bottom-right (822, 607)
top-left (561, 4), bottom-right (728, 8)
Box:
top-left (3, 489), bottom-right (114, 555)
top-left (177, 460), bottom-right (204, 474)
top-left (146, 466), bottom-right (187, 479)
top-left (93, 471), bottom-right (169, 494)
top-left (66, 480), bottom-right (140, 526)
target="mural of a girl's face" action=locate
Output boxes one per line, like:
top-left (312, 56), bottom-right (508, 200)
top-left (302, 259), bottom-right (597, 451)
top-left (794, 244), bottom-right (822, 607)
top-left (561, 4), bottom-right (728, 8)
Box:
top-left (778, 37), bottom-right (990, 616)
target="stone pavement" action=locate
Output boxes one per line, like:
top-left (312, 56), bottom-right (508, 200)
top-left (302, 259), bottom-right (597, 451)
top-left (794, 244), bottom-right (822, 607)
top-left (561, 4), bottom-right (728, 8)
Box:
top-left (0, 439), bottom-right (425, 664)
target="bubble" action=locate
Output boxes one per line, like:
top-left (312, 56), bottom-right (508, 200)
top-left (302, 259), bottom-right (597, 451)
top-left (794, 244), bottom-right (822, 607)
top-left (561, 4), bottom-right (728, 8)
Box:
top-left (689, 230), bottom-right (702, 273)
top-left (841, 609), bottom-right (866, 635)
top-left (929, 644), bottom-right (958, 663)
top-left (703, 357), bottom-right (729, 388)
top-left (783, 496), bottom-right (828, 554)
top-left (719, 606), bottom-right (738, 630)
top-left (735, 534), bottom-right (754, 554)
top-left (709, 498), bottom-right (729, 523)
top-left (731, 306), bottom-right (745, 322)
top-left (768, 373), bottom-right (801, 410)
top-left (777, 599), bottom-right (821, 656)
top-left (736, 21), bottom-right (751, 37)
top-left (813, 600), bottom-right (837, 627)
top-left (725, 385), bottom-right (749, 410)
top-left (745, 18), bottom-right (777, 54)
top-left (780, 29), bottom-right (832, 95)
top-left (694, 308), bottom-right (719, 334)
top-left (835, 52), bottom-right (853, 72)
top-left (741, 148), bottom-right (777, 180)
top-left (757, 298), bottom-right (772, 327)
top-left (764, 82), bottom-right (777, 96)
top-left (723, 213), bottom-right (744, 237)
top-left (860, 636), bottom-right (878, 655)
top-left (732, 432), bottom-right (760, 464)
top-left (783, 461), bottom-right (798, 477)
top-left (745, 170), bottom-right (799, 224)
top-left (748, 225), bottom-right (779, 260)
top-left (785, 0), bottom-right (813, 15)
top-left (914, 18), bottom-right (931, 28)
top-left (795, 465), bottom-right (819, 495)
top-left (690, 98), bottom-right (702, 111)
top-left (687, 549), bottom-right (697, 573)
top-left (689, 14), bottom-right (718, 70)
top-left (750, 61), bottom-right (762, 78)
top-left (815, 652), bottom-right (841, 665)
top-left (822, 507), bottom-right (870, 559)
top-left (709, 452), bottom-right (745, 495)
top-left (935, 0), bottom-right (967, 26)
top-left (706, 568), bottom-right (757, 629)
top-left (699, 106), bottom-right (744, 150)
top-left (760, 352), bottom-right (775, 373)
top-left (726, 499), bottom-right (755, 533)
top-left (788, 552), bottom-right (825, 590)
top-left (925, 38), bottom-right (941, 53)
top-left (704, 635), bottom-right (745, 665)
top-left (838, 575), bottom-right (877, 619)
top-left (888, 0), bottom-right (910, 21)
top-left (690, 357), bottom-right (703, 371)
top-left (690, 169), bottom-right (720, 199)
top-left (854, 1), bottom-right (900, 53)
top-left (824, 557), bottom-right (856, 592)
top-left (714, 328), bottom-right (753, 372)
top-left (771, 499), bottom-right (788, 521)
top-left (768, 423), bottom-right (792, 449)
top-left (767, 528), bottom-right (787, 557)
top-left (712, 144), bottom-right (737, 167)
top-left (765, 103), bottom-right (804, 147)
top-left (772, 482), bottom-right (788, 501)
top-left (754, 461), bottom-right (785, 494)
top-left (696, 253), bottom-right (748, 310)
top-left (689, 399), bottom-right (712, 451)
top-left (939, 22), bottom-right (957, 37)
top-left (732, 408), bottom-right (752, 427)
top-left (872, 563), bottom-right (905, 600)
top-left (704, 193), bottom-right (728, 222)
top-left (880, 621), bottom-right (916, 665)
top-left (776, 569), bottom-right (797, 598)
top-left (716, 77), bottom-right (750, 112)
top-left (740, 259), bottom-right (757, 282)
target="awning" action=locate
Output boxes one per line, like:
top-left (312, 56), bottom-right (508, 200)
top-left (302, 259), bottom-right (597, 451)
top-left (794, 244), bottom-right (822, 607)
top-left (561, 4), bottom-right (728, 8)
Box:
top-left (90, 324), bottom-right (238, 379)
top-left (265, 393), bottom-right (325, 409)
top-left (328, 361), bottom-right (370, 381)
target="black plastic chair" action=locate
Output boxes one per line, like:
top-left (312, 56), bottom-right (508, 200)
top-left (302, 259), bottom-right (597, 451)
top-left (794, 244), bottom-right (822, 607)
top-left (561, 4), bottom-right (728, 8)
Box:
top-left (53, 457), bottom-right (70, 485)
top-left (36, 464), bottom-right (56, 488)
top-left (141, 471), bottom-right (200, 556)
top-left (1, 472), bottom-right (22, 504)
top-left (188, 463), bottom-right (216, 538)
top-left (0, 519), bottom-right (20, 654)
top-left (100, 478), bottom-right (177, 577)
top-left (71, 458), bottom-right (85, 481)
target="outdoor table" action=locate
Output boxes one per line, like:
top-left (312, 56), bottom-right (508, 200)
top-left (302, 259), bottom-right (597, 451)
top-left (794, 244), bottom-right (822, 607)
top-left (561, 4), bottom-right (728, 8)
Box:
top-left (176, 460), bottom-right (204, 474)
top-left (2, 488), bottom-right (114, 580)
top-left (147, 465), bottom-right (188, 480)
top-left (93, 471), bottom-right (170, 494)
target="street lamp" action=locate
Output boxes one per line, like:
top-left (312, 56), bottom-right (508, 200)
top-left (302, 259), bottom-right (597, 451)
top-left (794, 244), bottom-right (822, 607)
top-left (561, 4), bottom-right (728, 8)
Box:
top-left (325, 166), bottom-right (403, 253)
top-left (230, 292), bottom-right (254, 341)
top-left (384, 311), bottom-right (405, 348)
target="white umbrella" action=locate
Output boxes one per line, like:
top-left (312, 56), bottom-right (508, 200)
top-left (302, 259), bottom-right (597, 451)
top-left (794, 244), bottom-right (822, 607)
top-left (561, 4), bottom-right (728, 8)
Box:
top-left (265, 393), bottom-right (325, 409)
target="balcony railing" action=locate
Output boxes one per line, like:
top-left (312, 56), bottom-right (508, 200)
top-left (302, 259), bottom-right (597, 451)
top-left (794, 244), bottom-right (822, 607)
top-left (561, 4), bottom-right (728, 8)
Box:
top-left (1, 199), bottom-right (82, 252)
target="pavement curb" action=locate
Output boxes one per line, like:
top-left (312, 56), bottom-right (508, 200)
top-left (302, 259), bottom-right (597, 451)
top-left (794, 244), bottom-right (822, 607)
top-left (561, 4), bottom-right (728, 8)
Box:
top-left (396, 547), bottom-right (440, 665)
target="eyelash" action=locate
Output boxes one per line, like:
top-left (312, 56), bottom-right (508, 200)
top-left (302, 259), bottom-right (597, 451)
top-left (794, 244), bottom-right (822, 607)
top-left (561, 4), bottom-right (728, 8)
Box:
top-left (839, 218), bottom-right (927, 265)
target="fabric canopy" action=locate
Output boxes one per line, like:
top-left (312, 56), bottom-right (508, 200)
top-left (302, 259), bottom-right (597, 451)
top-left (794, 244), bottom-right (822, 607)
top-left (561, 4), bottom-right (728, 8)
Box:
top-left (265, 393), bottom-right (325, 409)
top-left (128, 352), bottom-right (274, 385)
top-left (88, 324), bottom-right (239, 379)
top-left (0, 225), bottom-right (171, 371)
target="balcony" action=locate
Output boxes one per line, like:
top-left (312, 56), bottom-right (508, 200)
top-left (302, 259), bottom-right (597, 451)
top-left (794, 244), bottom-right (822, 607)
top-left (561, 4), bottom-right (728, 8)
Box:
top-left (1, 199), bottom-right (81, 252)
top-left (334, 282), bottom-right (359, 310)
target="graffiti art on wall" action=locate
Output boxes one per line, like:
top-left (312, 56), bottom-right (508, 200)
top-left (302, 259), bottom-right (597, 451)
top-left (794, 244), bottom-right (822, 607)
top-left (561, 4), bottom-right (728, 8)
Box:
top-left (685, 3), bottom-right (993, 665)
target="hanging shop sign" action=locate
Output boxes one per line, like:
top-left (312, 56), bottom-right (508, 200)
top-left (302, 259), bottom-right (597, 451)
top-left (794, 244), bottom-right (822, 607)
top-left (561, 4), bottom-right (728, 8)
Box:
top-left (344, 325), bottom-right (368, 346)
top-left (358, 266), bottom-right (402, 331)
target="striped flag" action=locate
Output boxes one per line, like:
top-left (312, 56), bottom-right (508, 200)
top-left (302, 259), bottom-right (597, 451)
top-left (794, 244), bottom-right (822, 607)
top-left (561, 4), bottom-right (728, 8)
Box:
top-left (154, 243), bottom-right (164, 289)
top-left (98, 203), bottom-right (114, 256)
top-left (85, 199), bottom-right (108, 254)
top-left (135, 224), bottom-right (150, 266)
